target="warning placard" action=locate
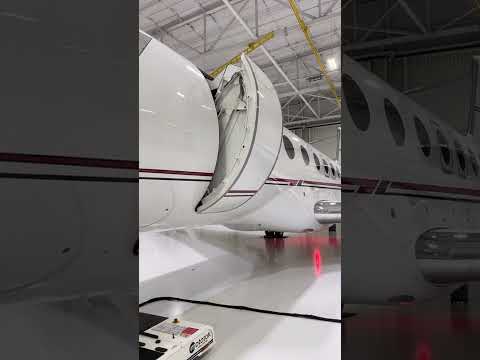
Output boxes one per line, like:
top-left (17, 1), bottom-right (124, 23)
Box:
top-left (151, 323), bottom-right (198, 338)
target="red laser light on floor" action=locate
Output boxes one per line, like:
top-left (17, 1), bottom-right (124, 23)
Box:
top-left (313, 248), bottom-right (322, 277)
top-left (415, 342), bottom-right (432, 360)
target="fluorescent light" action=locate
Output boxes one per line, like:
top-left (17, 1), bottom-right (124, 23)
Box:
top-left (326, 57), bottom-right (337, 71)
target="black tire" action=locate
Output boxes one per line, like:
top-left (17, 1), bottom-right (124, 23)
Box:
top-left (265, 231), bottom-right (275, 238)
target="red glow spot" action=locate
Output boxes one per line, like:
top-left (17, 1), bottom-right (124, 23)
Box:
top-left (415, 342), bottom-right (432, 360)
top-left (313, 248), bottom-right (322, 277)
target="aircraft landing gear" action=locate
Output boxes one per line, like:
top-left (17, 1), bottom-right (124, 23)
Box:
top-left (264, 231), bottom-right (285, 238)
top-left (450, 284), bottom-right (469, 305)
top-left (329, 224), bottom-right (337, 233)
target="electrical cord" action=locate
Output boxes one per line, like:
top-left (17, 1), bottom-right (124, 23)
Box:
top-left (139, 296), bottom-right (341, 324)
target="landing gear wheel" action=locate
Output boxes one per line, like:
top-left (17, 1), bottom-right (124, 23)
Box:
top-left (265, 231), bottom-right (285, 238)
top-left (329, 224), bottom-right (337, 233)
top-left (450, 284), bottom-right (469, 305)
top-left (264, 231), bottom-right (275, 238)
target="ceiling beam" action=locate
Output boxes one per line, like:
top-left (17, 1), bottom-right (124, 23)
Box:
top-left (361, 1), bottom-right (400, 42)
top-left (323, 0), bottom-right (340, 16)
top-left (193, 27), bottom-right (339, 63)
top-left (221, 0), bottom-right (321, 119)
top-left (271, 0), bottom-right (317, 20)
top-left (256, 41), bottom-right (340, 69)
top-left (343, 25), bottom-right (414, 36)
top-left (345, 24), bottom-right (480, 54)
top-left (208, 0), bottom-right (250, 51)
top-left (284, 114), bottom-right (341, 128)
top-left (278, 81), bottom-right (341, 99)
top-left (145, 0), bottom-right (247, 34)
top-left (397, 0), bottom-right (427, 33)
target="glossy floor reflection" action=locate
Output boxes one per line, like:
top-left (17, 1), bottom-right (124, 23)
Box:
top-left (343, 283), bottom-right (480, 360)
top-left (139, 225), bottom-right (341, 360)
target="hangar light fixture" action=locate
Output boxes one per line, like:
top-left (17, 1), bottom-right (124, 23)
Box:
top-left (326, 57), bottom-right (338, 71)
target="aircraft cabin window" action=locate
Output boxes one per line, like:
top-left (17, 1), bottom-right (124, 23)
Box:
top-left (331, 165), bottom-right (336, 178)
top-left (314, 153), bottom-right (321, 172)
top-left (283, 135), bottom-right (295, 160)
top-left (301, 146), bottom-right (310, 165)
top-left (436, 130), bottom-right (451, 166)
top-left (455, 141), bottom-right (466, 173)
top-left (384, 98), bottom-right (406, 146)
top-left (414, 117), bottom-right (431, 157)
top-left (139, 32), bottom-right (151, 55)
top-left (469, 150), bottom-right (479, 176)
top-left (323, 159), bottom-right (330, 177)
top-left (342, 74), bottom-right (370, 131)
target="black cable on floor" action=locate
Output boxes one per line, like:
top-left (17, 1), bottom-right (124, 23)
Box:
top-left (139, 296), bottom-right (342, 324)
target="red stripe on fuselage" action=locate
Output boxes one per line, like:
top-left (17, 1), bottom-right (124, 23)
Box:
top-left (269, 177), bottom-right (341, 187)
top-left (139, 168), bottom-right (213, 177)
top-left (391, 181), bottom-right (480, 197)
top-left (0, 152), bottom-right (138, 169)
top-left (343, 177), bottom-right (480, 198)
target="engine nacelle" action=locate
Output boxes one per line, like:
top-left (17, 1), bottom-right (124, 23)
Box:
top-left (416, 228), bottom-right (480, 283)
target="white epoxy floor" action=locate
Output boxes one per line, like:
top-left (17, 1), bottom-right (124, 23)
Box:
top-left (139, 226), bottom-right (342, 360)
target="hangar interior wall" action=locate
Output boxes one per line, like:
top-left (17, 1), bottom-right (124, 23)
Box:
top-left (360, 47), bottom-right (480, 135)
top-left (292, 124), bottom-right (340, 161)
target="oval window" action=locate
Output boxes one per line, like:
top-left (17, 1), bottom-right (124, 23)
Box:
top-left (300, 146), bottom-right (310, 165)
top-left (414, 117), bottom-right (431, 157)
top-left (342, 74), bottom-right (370, 131)
top-left (384, 98), bottom-right (405, 146)
top-left (313, 153), bottom-right (321, 172)
top-left (455, 141), bottom-right (466, 173)
top-left (436, 130), bottom-right (451, 166)
top-left (323, 159), bottom-right (330, 177)
top-left (469, 150), bottom-right (479, 176)
top-left (283, 135), bottom-right (295, 159)
top-left (331, 165), bottom-right (336, 178)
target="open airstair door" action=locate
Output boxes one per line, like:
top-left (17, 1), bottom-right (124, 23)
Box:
top-left (196, 54), bottom-right (283, 214)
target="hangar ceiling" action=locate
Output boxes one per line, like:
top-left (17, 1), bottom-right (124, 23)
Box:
top-left (343, 0), bottom-right (480, 134)
top-left (139, 0), bottom-right (342, 127)
top-left (343, 0), bottom-right (480, 59)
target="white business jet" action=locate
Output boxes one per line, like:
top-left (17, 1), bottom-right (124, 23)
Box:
top-left (342, 54), bottom-right (480, 304)
top-left (139, 31), bottom-right (341, 237)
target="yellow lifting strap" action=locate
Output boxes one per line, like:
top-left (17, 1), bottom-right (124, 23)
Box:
top-left (209, 31), bottom-right (275, 78)
top-left (287, 0), bottom-right (341, 107)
